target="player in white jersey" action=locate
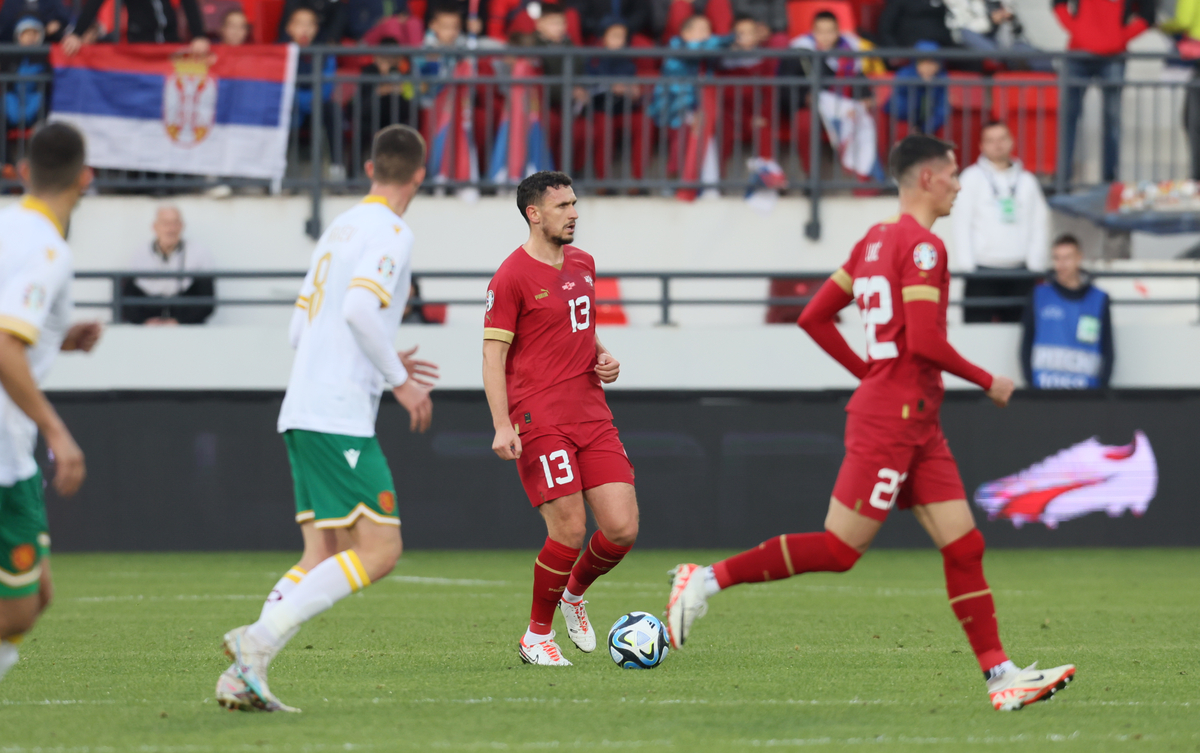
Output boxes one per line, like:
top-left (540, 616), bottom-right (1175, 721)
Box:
top-left (218, 125), bottom-right (437, 713)
top-left (0, 123), bottom-right (102, 683)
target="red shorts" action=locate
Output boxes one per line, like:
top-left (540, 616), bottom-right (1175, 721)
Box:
top-left (515, 420), bottom-right (635, 507)
top-left (832, 412), bottom-right (966, 522)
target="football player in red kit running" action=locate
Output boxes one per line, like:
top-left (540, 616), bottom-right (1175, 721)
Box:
top-left (665, 135), bottom-right (1076, 711)
top-left (483, 171), bottom-right (638, 666)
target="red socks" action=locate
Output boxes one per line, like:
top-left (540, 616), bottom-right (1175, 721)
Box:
top-left (566, 531), bottom-right (631, 598)
top-left (712, 531), bottom-right (861, 589)
top-left (941, 529), bottom-right (1008, 673)
top-left (529, 537), bottom-right (580, 634)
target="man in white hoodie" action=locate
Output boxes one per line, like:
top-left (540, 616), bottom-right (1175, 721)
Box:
top-left (951, 121), bottom-right (1048, 323)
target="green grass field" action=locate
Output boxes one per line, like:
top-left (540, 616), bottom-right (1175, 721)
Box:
top-left (1, 549), bottom-right (1196, 752)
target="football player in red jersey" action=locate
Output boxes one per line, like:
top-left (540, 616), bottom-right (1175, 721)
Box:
top-left (666, 135), bottom-right (1075, 711)
top-left (483, 171), bottom-right (638, 666)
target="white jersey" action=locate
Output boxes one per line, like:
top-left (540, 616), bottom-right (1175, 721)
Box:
top-left (277, 197), bottom-right (414, 437)
top-left (0, 197), bottom-right (74, 486)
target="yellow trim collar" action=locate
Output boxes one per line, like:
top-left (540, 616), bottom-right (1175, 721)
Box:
top-left (20, 196), bottom-right (66, 238)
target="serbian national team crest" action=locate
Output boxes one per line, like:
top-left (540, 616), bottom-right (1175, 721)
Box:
top-left (583, 275), bottom-right (594, 286)
top-left (486, 290), bottom-right (495, 311)
top-left (10, 544), bottom-right (36, 572)
top-left (163, 54), bottom-right (217, 147)
top-left (378, 491), bottom-right (396, 514)
top-left (913, 242), bottom-right (938, 271)
top-left (377, 256), bottom-right (396, 279)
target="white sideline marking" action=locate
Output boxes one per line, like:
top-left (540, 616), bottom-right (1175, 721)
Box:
top-left (389, 576), bottom-right (511, 587)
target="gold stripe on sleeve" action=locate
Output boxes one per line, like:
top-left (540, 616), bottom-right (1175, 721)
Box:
top-left (0, 315), bottom-right (39, 345)
top-left (901, 285), bottom-right (941, 303)
top-left (295, 295), bottom-right (310, 310)
top-left (348, 278), bottom-right (393, 307)
top-left (831, 268), bottom-right (853, 295)
top-left (483, 327), bottom-right (515, 343)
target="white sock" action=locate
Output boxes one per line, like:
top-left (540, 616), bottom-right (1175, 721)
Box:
top-left (523, 627), bottom-right (552, 645)
top-left (701, 565), bottom-right (721, 597)
top-left (986, 660), bottom-right (1020, 684)
top-left (0, 640), bottom-right (19, 682)
top-left (248, 550), bottom-right (370, 648)
top-left (562, 588), bottom-right (584, 604)
top-left (260, 567), bottom-right (307, 619)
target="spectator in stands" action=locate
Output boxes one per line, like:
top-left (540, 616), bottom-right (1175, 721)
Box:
top-left (3, 17), bottom-right (48, 130)
top-left (583, 18), bottom-right (646, 179)
top-left (578, 0), bottom-right (649, 39)
top-left (427, 0), bottom-right (489, 36)
top-left (649, 14), bottom-right (724, 182)
top-left (731, 0), bottom-right (786, 35)
top-left (715, 17), bottom-right (779, 170)
top-left (944, 0), bottom-right (1051, 71)
top-left (1055, 0), bottom-right (1153, 183)
top-left (1164, 0), bottom-right (1200, 180)
top-left (359, 38), bottom-right (413, 142)
top-left (419, 2), bottom-right (469, 88)
top-left (877, 0), bottom-right (954, 50)
top-left (886, 41), bottom-right (949, 135)
top-left (218, 8), bottom-right (249, 45)
top-left (952, 121), bottom-right (1048, 323)
top-left (287, 5), bottom-right (337, 121)
top-left (661, 0), bottom-right (732, 41)
top-left (531, 4), bottom-right (586, 109)
top-left (1021, 234), bottom-right (1113, 389)
top-left (63, 0), bottom-right (209, 52)
top-left (359, 1), bottom-right (424, 45)
top-left (278, 0), bottom-right (345, 43)
top-left (791, 12), bottom-right (881, 181)
top-left (121, 206), bottom-right (216, 326)
top-left (0, 0), bottom-right (69, 44)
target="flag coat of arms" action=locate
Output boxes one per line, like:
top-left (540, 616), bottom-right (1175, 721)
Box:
top-left (50, 44), bottom-right (297, 181)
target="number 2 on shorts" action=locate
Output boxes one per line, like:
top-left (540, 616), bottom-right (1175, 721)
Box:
top-left (869, 468), bottom-right (908, 511)
top-left (539, 450), bottom-right (575, 488)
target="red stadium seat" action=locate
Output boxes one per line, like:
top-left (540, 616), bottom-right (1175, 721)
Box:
top-left (787, 0), bottom-right (856, 39)
top-left (409, 0), bottom-right (427, 22)
top-left (947, 72), bottom-right (986, 166)
top-left (243, 0), bottom-right (284, 43)
top-left (990, 72), bottom-right (1058, 176)
top-left (594, 278), bottom-right (628, 326)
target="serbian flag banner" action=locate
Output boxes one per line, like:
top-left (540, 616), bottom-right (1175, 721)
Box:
top-left (427, 58), bottom-right (480, 187)
top-left (488, 58), bottom-right (554, 184)
top-left (50, 44), bottom-right (297, 181)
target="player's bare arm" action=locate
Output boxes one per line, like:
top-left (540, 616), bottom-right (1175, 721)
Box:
top-left (594, 335), bottom-right (619, 384)
top-left (483, 339), bottom-right (521, 460)
top-left (0, 333), bottom-right (85, 496)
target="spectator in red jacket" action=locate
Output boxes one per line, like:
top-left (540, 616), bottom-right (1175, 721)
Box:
top-left (1055, 0), bottom-right (1154, 183)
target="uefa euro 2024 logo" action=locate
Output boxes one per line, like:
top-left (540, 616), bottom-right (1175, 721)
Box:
top-left (163, 54), bottom-right (217, 148)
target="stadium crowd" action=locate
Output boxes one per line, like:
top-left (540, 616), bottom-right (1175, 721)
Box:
top-left (1, 0), bottom-right (1195, 186)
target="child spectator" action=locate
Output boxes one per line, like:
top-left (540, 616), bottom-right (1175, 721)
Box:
top-left (219, 8), bottom-right (249, 45)
top-left (359, 38), bottom-right (414, 145)
top-left (3, 17), bottom-right (47, 130)
top-left (425, 0), bottom-right (489, 37)
top-left (717, 16), bottom-right (778, 169)
top-left (582, 18), bottom-right (646, 179)
top-left (578, 0), bottom-right (650, 40)
top-left (278, 0), bottom-right (345, 42)
top-left (662, 0), bottom-right (732, 41)
top-left (886, 41), bottom-right (949, 136)
top-left (0, 0), bottom-right (70, 43)
top-left (650, 14), bottom-right (723, 179)
top-left (792, 11), bottom-right (881, 180)
top-left (284, 5), bottom-right (339, 175)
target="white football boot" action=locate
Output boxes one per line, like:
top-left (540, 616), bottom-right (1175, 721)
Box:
top-left (222, 626), bottom-right (300, 712)
top-left (215, 666), bottom-right (255, 712)
top-left (0, 640), bottom-right (19, 683)
top-left (558, 599), bottom-right (597, 653)
top-left (987, 662), bottom-right (1076, 711)
top-left (665, 564), bottom-right (709, 650)
top-left (518, 631), bottom-right (573, 666)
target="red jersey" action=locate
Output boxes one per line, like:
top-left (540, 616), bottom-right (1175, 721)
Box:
top-left (484, 245), bottom-right (612, 431)
top-left (837, 214), bottom-right (952, 421)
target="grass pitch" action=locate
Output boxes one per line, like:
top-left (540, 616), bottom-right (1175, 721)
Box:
top-left (0, 549), bottom-right (1196, 752)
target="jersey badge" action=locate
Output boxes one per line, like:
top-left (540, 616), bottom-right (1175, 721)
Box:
top-left (378, 491), bottom-right (396, 514)
top-left (913, 243), bottom-right (939, 270)
top-left (377, 256), bottom-right (396, 279)
top-left (23, 284), bottom-right (45, 311)
top-left (562, 281), bottom-right (576, 291)
top-left (10, 544), bottom-right (36, 573)
top-left (486, 289), bottom-right (495, 311)
top-left (535, 289), bottom-right (550, 300)
top-left (583, 274), bottom-right (594, 286)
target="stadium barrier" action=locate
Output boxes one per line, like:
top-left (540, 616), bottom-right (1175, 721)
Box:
top-left (1, 45), bottom-right (1195, 240)
top-left (43, 389), bottom-right (1197, 552)
top-left (75, 269), bottom-right (1200, 324)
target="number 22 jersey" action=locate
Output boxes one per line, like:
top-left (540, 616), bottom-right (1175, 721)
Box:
top-left (484, 245), bottom-right (612, 432)
top-left (836, 214), bottom-right (951, 422)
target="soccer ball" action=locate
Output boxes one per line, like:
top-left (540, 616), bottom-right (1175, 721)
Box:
top-left (607, 611), bottom-right (669, 669)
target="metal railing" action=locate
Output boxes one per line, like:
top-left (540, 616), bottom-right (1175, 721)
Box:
top-left (76, 268), bottom-right (1200, 325)
top-left (2, 45), bottom-right (1196, 239)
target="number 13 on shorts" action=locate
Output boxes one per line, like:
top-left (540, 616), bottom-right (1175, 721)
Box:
top-left (540, 450), bottom-right (575, 487)
top-left (870, 468), bottom-right (908, 511)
